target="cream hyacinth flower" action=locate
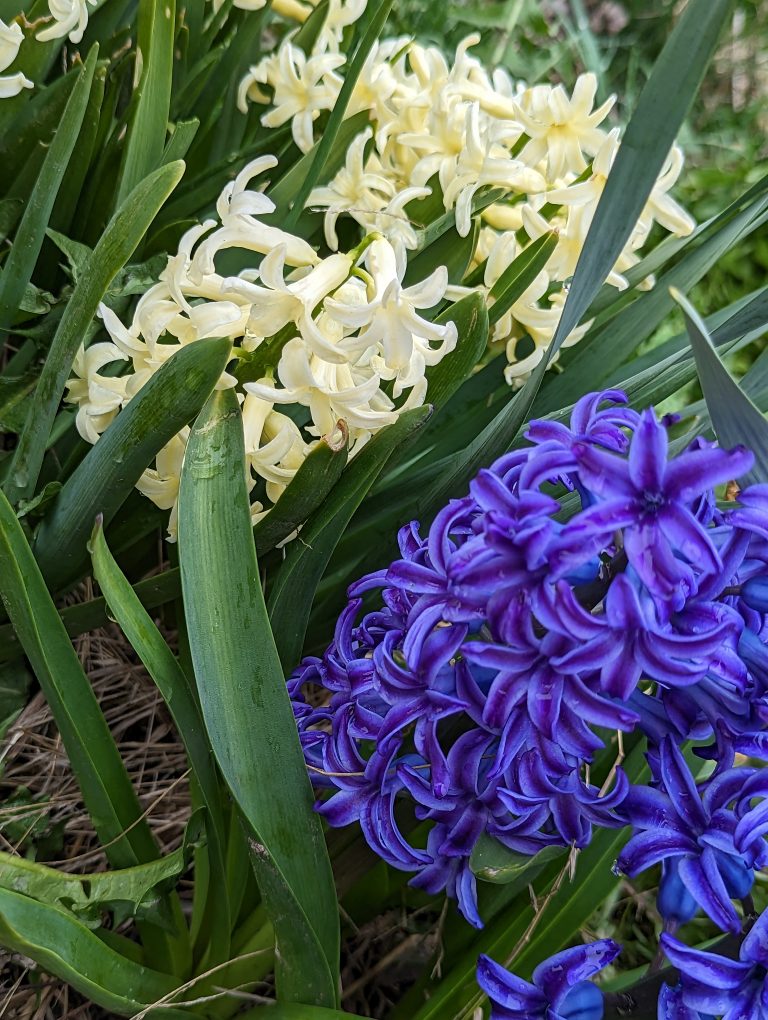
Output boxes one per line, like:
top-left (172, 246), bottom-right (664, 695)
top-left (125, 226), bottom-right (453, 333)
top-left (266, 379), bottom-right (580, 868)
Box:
top-left (220, 246), bottom-right (353, 360)
top-left (0, 19), bottom-right (32, 97)
top-left (245, 340), bottom-right (398, 440)
top-left (65, 343), bottom-right (129, 444)
top-left (514, 73), bottom-right (615, 182)
top-left (192, 156), bottom-right (319, 275)
top-left (71, 150), bottom-right (457, 538)
top-left (309, 129), bottom-right (394, 249)
top-left (324, 238), bottom-right (457, 376)
top-left (37, 0), bottom-right (97, 42)
top-left (259, 44), bottom-right (345, 153)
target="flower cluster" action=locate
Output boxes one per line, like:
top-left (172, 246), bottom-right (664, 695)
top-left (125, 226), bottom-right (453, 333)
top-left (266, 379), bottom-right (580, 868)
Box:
top-left (65, 156), bottom-right (456, 537)
top-left (0, 18), bottom-right (32, 98)
top-left (288, 388), bottom-right (768, 1016)
top-left (239, 7), bottom-right (694, 383)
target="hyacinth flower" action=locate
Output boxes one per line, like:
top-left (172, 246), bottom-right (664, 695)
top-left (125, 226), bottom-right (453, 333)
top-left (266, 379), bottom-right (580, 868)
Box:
top-left (476, 940), bottom-right (621, 1020)
top-left (618, 736), bottom-right (768, 935)
top-left (549, 408), bottom-right (754, 602)
top-left (661, 908), bottom-right (768, 1018)
top-left (288, 389), bottom-right (768, 927)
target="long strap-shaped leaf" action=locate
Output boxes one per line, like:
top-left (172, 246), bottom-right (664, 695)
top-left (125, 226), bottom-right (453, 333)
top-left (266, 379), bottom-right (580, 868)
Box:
top-left (0, 888), bottom-right (184, 1018)
top-left (178, 388), bottom-right (340, 1007)
top-left (267, 405), bottom-right (432, 672)
top-left (676, 287), bottom-right (768, 485)
top-left (284, 0), bottom-right (394, 227)
top-left (34, 336), bottom-right (232, 592)
top-left (116, 0), bottom-right (176, 205)
top-left (541, 0), bottom-right (733, 364)
top-left (90, 522), bottom-right (232, 964)
top-left (0, 489), bottom-right (158, 870)
top-left (4, 159), bottom-right (185, 505)
top-left (0, 47), bottom-right (97, 333)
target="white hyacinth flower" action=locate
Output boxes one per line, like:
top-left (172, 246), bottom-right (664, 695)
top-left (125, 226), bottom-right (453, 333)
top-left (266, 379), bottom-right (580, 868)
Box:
top-left (65, 343), bottom-right (129, 444)
top-left (514, 73), bottom-right (615, 182)
top-left (325, 238), bottom-right (457, 375)
top-left (259, 44), bottom-right (345, 153)
top-left (37, 0), bottom-right (97, 43)
top-left (0, 19), bottom-right (32, 97)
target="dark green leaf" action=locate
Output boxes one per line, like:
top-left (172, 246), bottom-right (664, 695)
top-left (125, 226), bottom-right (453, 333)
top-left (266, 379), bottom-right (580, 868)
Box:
top-left (253, 423), bottom-right (349, 555)
top-left (268, 405), bottom-right (432, 671)
top-left (4, 160), bottom-right (185, 504)
top-left (34, 337), bottom-right (232, 592)
top-left (0, 48), bottom-right (97, 334)
top-left (675, 287), bottom-right (768, 485)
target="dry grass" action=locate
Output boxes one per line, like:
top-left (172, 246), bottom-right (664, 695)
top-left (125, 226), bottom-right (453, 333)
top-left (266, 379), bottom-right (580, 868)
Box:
top-left (0, 594), bottom-right (191, 1020)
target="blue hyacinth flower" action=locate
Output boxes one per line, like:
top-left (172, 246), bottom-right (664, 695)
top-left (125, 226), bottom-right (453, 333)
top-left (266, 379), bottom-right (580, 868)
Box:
top-left (477, 940), bottom-right (621, 1019)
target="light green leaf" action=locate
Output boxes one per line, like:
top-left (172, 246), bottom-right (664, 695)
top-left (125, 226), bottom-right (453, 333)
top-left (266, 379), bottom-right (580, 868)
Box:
top-left (0, 825), bottom-right (198, 927)
top-left (470, 838), bottom-right (567, 885)
top-left (178, 388), bottom-right (340, 1007)
top-left (0, 888), bottom-right (183, 1017)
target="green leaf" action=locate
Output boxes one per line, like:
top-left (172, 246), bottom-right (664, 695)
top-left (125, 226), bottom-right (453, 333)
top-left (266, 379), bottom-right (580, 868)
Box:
top-left (4, 160), bottom-right (185, 505)
top-left (49, 59), bottom-right (108, 240)
top-left (267, 405), bottom-right (432, 671)
top-left (0, 490), bottom-right (158, 870)
top-left (285, 0), bottom-right (394, 228)
top-left (540, 180), bottom-right (768, 413)
top-left (253, 423), bottom-right (349, 555)
top-left (292, 0), bottom-right (330, 54)
top-left (470, 838), bottom-right (567, 885)
top-left (34, 336), bottom-right (232, 592)
top-left (488, 231), bottom-right (559, 326)
top-left (0, 567), bottom-right (182, 664)
top-left (0, 47), bottom-right (98, 334)
top-left (0, 828), bottom-right (197, 928)
top-left (0, 888), bottom-right (183, 1017)
top-left (242, 1008), bottom-right (368, 1020)
top-left (90, 522), bottom-right (232, 962)
top-left (0, 373), bottom-right (37, 434)
top-left (423, 293), bottom-right (489, 412)
top-left (675, 287), bottom-right (768, 485)
top-left (404, 219), bottom-right (479, 288)
top-left (0, 659), bottom-right (30, 739)
top-left (117, 0), bottom-right (177, 205)
top-left (539, 0), bottom-right (733, 366)
top-left (178, 388), bottom-right (340, 1007)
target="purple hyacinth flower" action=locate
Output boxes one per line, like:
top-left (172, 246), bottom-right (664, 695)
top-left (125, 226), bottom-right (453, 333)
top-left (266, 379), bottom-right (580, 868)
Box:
top-left (618, 737), bottom-right (766, 934)
top-left (550, 409), bottom-right (754, 601)
top-left (526, 388), bottom-right (639, 456)
top-left (538, 575), bottom-right (733, 700)
top-left (658, 983), bottom-right (712, 1019)
top-left (661, 907), bottom-right (768, 1018)
top-left (477, 940), bottom-right (621, 1020)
